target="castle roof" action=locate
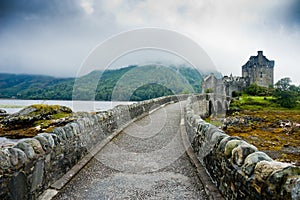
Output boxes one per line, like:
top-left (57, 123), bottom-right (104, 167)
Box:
top-left (242, 51), bottom-right (274, 68)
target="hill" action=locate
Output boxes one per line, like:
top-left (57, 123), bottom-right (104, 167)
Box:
top-left (0, 65), bottom-right (220, 101)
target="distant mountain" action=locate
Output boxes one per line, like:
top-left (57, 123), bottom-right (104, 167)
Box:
top-left (0, 65), bottom-right (221, 101)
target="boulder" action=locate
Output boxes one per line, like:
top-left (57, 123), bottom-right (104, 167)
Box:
top-left (0, 109), bottom-right (7, 114)
top-left (0, 104), bottom-right (73, 138)
top-left (1, 104), bottom-right (72, 130)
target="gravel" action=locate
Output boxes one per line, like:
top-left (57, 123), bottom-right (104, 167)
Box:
top-left (53, 102), bottom-right (208, 200)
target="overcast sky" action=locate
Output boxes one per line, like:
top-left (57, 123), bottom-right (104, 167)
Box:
top-left (0, 0), bottom-right (299, 84)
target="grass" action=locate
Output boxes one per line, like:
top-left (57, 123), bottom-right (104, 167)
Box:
top-left (230, 95), bottom-right (300, 111)
top-left (0, 104), bottom-right (25, 108)
top-left (205, 117), bottom-right (223, 127)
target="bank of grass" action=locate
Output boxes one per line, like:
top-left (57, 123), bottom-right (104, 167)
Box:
top-left (230, 95), bottom-right (300, 111)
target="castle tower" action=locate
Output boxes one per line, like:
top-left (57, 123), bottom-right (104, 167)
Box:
top-left (242, 51), bottom-right (274, 87)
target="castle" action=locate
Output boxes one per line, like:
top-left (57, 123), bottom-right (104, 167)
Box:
top-left (202, 51), bottom-right (274, 96)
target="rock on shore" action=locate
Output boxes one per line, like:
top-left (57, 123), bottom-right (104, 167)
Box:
top-left (0, 104), bottom-right (73, 138)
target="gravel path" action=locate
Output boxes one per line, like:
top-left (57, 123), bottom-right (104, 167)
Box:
top-left (53, 102), bottom-right (208, 200)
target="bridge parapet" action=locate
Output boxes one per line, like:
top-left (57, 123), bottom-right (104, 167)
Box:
top-left (189, 93), bottom-right (231, 118)
top-left (0, 94), bottom-right (189, 199)
top-left (185, 95), bottom-right (300, 199)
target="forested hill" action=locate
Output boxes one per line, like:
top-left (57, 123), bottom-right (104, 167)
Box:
top-left (0, 65), bottom-right (220, 101)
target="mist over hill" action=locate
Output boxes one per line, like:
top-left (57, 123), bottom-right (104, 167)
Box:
top-left (0, 65), bottom-right (221, 101)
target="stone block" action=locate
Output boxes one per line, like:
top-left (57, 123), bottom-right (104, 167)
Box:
top-left (34, 135), bottom-right (51, 153)
top-left (242, 152), bottom-right (272, 176)
top-left (8, 172), bottom-right (27, 200)
top-left (53, 127), bottom-right (67, 142)
top-left (292, 178), bottom-right (300, 199)
top-left (0, 149), bottom-right (12, 170)
top-left (231, 142), bottom-right (257, 166)
top-left (15, 140), bottom-right (37, 160)
top-left (31, 160), bottom-right (44, 192)
top-left (217, 136), bottom-right (241, 155)
top-left (254, 160), bottom-right (292, 183)
top-left (224, 139), bottom-right (244, 158)
top-left (63, 126), bottom-right (74, 139)
top-left (8, 148), bottom-right (27, 169)
top-left (38, 133), bottom-right (55, 149)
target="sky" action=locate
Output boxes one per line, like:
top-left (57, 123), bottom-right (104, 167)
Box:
top-left (0, 0), bottom-right (300, 84)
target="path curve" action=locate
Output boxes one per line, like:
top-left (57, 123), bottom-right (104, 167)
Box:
top-left (53, 102), bottom-right (208, 199)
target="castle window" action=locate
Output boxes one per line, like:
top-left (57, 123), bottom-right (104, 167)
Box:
top-left (260, 72), bottom-right (263, 78)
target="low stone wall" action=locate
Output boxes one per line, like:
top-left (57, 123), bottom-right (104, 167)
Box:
top-left (185, 95), bottom-right (300, 200)
top-left (0, 95), bottom-right (187, 200)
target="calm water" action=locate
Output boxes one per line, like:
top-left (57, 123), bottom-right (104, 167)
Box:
top-left (0, 99), bottom-right (135, 114)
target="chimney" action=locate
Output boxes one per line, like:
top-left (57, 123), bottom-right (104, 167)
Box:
top-left (258, 51), bottom-right (263, 63)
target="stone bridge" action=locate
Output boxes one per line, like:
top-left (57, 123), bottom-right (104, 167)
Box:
top-left (190, 93), bottom-right (231, 117)
top-left (0, 94), bottom-right (299, 200)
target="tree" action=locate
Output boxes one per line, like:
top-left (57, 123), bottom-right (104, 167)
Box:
top-left (273, 77), bottom-right (298, 108)
top-left (275, 77), bottom-right (291, 91)
top-left (205, 88), bottom-right (213, 93)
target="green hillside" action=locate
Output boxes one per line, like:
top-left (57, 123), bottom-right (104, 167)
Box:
top-left (0, 65), bottom-right (216, 101)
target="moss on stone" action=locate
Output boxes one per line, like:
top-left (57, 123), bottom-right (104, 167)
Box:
top-left (0, 104), bottom-right (74, 138)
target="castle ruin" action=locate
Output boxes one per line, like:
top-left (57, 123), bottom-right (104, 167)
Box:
top-left (202, 51), bottom-right (274, 96)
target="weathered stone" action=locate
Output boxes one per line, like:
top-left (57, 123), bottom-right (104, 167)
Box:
top-left (269, 166), bottom-right (300, 185)
top-left (292, 178), bottom-right (300, 199)
top-left (197, 122), bottom-right (211, 134)
top-left (0, 109), bottom-right (7, 114)
top-left (63, 126), bottom-right (74, 139)
top-left (15, 140), bottom-right (37, 160)
top-left (242, 152), bottom-right (272, 176)
top-left (232, 142), bottom-right (257, 166)
top-left (34, 135), bottom-right (51, 153)
top-left (254, 160), bottom-right (292, 182)
top-left (0, 149), bottom-right (12, 170)
top-left (210, 131), bottom-right (228, 147)
top-left (1, 104), bottom-right (72, 131)
top-left (69, 123), bottom-right (80, 135)
top-left (25, 138), bottom-right (45, 155)
top-left (38, 133), bottom-right (55, 149)
top-left (31, 160), bottom-right (44, 192)
top-left (217, 136), bottom-right (241, 154)
top-left (8, 148), bottom-right (27, 168)
top-left (8, 172), bottom-right (28, 200)
top-left (53, 127), bottom-right (67, 141)
top-left (224, 139), bottom-right (244, 158)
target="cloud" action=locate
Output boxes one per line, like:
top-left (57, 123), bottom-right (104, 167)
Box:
top-left (80, 0), bottom-right (94, 15)
top-left (0, 0), bottom-right (299, 84)
top-left (98, 0), bottom-right (300, 84)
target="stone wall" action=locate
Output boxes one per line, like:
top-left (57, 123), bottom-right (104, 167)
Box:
top-left (242, 51), bottom-right (274, 87)
top-left (0, 95), bottom-right (187, 200)
top-left (185, 95), bottom-right (300, 199)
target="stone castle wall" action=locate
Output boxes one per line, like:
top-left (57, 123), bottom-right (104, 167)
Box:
top-left (242, 51), bottom-right (274, 87)
top-left (202, 51), bottom-right (275, 96)
top-left (0, 95), bottom-right (188, 200)
top-left (185, 95), bottom-right (300, 199)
